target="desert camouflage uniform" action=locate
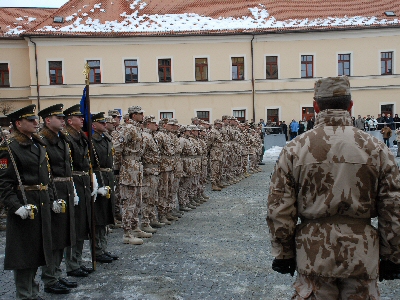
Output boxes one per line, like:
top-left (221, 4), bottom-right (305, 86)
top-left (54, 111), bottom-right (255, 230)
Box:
top-left (197, 133), bottom-right (208, 197)
top-left (267, 109), bottom-right (400, 299)
top-left (179, 131), bottom-right (196, 208)
top-left (188, 133), bottom-right (201, 202)
top-left (154, 128), bottom-right (175, 219)
top-left (169, 129), bottom-right (183, 210)
top-left (209, 124), bottom-right (224, 187)
top-left (220, 120), bottom-right (230, 185)
top-left (113, 121), bottom-right (144, 233)
top-left (111, 125), bottom-right (123, 220)
top-left (141, 127), bottom-right (161, 227)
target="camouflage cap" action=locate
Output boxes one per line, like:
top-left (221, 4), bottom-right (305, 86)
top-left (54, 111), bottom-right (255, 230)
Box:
top-left (179, 125), bottom-right (186, 132)
top-left (143, 115), bottom-right (157, 124)
top-left (123, 113), bottom-right (129, 120)
top-left (187, 124), bottom-right (199, 131)
top-left (314, 76), bottom-right (351, 99)
top-left (128, 106), bottom-right (145, 114)
top-left (158, 118), bottom-right (169, 126)
top-left (221, 115), bottom-right (229, 120)
top-left (105, 116), bottom-right (115, 123)
top-left (168, 118), bottom-right (179, 125)
top-left (108, 109), bottom-right (121, 117)
top-left (191, 117), bottom-right (199, 122)
top-left (214, 119), bottom-right (223, 125)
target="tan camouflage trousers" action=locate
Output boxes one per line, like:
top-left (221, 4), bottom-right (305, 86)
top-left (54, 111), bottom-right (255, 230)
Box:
top-left (199, 161), bottom-right (208, 194)
top-left (120, 185), bottom-right (141, 232)
top-left (241, 155), bottom-right (248, 173)
top-left (178, 176), bottom-right (191, 207)
top-left (171, 175), bottom-right (180, 211)
top-left (114, 175), bottom-right (122, 219)
top-left (189, 175), bottom-right (200, 199)
top-left (210, 159), bottom-right (222, 185)
top-left (292, 274), bottom-right (380, 300)
top-left (249, 154), bottom-right (258, 171)
top-left (142, 174), bottom-right (159, 226)
top-left (158, 171), bottom-right (173, 217)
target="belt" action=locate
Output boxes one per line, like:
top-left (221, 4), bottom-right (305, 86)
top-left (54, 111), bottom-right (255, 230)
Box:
top-left (18, 184), bottom-right (48, 191)
top-left (124, 155), bottom-right (141, 161)
top-left (143, 164), bottom-right (159, 169)
top-left (72, 171), bottom-right (89, 176)
top-left (53, 177), bottom-right (73, 182)
top-left (95, 168), bottom-right (113, 172)
top-left (301, 215), bottom-right (371, 226)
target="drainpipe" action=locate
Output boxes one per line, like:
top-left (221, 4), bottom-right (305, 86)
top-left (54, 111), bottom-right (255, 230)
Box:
top-left (29, 37), bottom-right (40, 111)
top-left (251, 34), bottom-right (255, 122)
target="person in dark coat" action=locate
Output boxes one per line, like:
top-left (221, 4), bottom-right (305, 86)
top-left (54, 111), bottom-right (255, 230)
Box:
top-left (63, 104), bottom-right (94, 277)
top-left (0, 104), bottom-right (53, 300)
top-left (280, 121), bottom-right (288, 141)
top-left (38, 104), bottom-right (78, 294)
top-left (91, 112), bottom-right (118, 263)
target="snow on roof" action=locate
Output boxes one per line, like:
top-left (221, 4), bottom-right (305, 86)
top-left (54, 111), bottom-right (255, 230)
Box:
top-left (4, 0), bottom-right (400, 37)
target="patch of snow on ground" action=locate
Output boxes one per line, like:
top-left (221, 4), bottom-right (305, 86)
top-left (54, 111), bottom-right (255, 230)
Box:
top-left (263, 146), bottom-right (283, 162)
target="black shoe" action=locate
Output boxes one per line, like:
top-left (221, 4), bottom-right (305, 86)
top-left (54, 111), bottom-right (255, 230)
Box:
top-left (67, 268), bottom-right (88, 277)
top-left (59, 277), bottom-right (78, 288)
top-left (96, 254), bottom-right (113, 263)
top-left (258, 162), bottom-right (265, 165)
top-left (104, 251), bottom-right (119, 260)
top-left (35, 297), bottom-right (46, 300)
top-left (80, 265), bottom-right (94, 274)
top-left (44, 282), bottom-right (71, 294)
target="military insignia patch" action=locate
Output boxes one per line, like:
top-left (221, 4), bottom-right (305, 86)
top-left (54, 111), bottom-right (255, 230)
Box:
top-left (0, 158), bottom-right (8, 169)
top-left (119, 137), bottom-right (124, 143)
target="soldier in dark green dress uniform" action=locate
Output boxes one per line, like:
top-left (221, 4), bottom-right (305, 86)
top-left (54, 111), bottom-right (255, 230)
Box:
top-left (63, 104), bottom-right (94, 277)
top-left (38, 104), bottom-right (78, 294)
top-left (0, 104), bottom-right (53, 300)
top-left (91, 112), bottom-right (118, 263)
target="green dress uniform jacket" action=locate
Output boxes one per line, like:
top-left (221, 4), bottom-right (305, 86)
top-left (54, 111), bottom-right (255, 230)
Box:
top-left (40, 126), bottom-right (76, 250)
top-left (0, 131), bottom-right (53, 270)
top-left (92, 132), bottom-right (115, 226)
top-left (64, 125), bottom-right (91, 241)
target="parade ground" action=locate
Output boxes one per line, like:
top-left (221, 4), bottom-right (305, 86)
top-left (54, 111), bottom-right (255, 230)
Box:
top-left (1, 148), bottom-right (400, 300)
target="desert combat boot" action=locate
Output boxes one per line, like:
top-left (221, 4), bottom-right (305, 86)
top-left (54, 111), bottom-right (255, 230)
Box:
top-left (123, 232), bottom-right (144, 245)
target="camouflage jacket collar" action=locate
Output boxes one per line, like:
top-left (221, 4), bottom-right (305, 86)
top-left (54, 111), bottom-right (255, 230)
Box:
top-left (314, 110), bottom-right (353, 128)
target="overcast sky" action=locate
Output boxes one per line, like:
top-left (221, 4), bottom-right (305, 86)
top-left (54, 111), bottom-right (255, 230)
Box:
top-left (0, 0), bottom-right (69, 8)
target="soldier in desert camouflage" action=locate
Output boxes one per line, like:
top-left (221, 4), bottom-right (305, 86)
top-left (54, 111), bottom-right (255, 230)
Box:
top-left (267, 76), bottom-right (400, 299)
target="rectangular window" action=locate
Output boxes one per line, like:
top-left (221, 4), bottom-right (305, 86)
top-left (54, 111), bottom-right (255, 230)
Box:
top-left (125, 60), bottom-right (138, 83)
top-left (231, 57), bottom-right (244, 80)
top-left (49, 61), bottom-right (63, 85)
top-left (0, 63), bottom-right (10, 87)
top-left (196, 111), bottom-right (210, 122)
top-left (266, 56), bottom-right (278, 79)
top-left (338, 54), bottom-right (350, 76)
top-left (267, 109), bottom-right (279, 123)
top-left (195, 58), bottom-right (208, 81)
top-left (158, 59), bottom-right (171, 82)
top-left (160, 112), bottom-right (173, 119)
top-left (87, 60), bottom-right (101, 84)
top-left (381, 52), bottom-right (393, 75)
top-left (233, 109), bottom-right (246, 123)
top-left (301, 55), bottom-right (314, 78)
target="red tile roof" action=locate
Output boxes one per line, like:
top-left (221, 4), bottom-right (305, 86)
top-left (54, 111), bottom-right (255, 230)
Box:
top-left (0, 8), bottom-right (56, 38)
top-left (3, 0), bottom-right (400, 37)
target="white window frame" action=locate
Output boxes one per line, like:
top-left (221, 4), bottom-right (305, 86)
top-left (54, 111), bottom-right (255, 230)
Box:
top-left (156, 57), bottom-right (173, 83)
top-left (336, 51), bottom-right (353, 76)
top-left (265, 106), bottom-right (282, 123)
top-left (232, 107), bottom-right (247, 122)
top-left (158, 110), bottom-right (175, 120)
top-left (122, 57), bottom-right (140, 83)
top-left (379, 102), bottom-right (396, 116)
top-left (229, 55), bottom-right (247, 81)
top-left (299, 53), bottom-right (316, 79)
top-left (194, 108), bottom-right (212, 122)
top-left (264, 54), bottom-right (280, 80)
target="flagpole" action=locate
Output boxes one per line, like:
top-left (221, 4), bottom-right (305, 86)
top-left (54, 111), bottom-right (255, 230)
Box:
top-left (83, 63), bottom-right (96, 271)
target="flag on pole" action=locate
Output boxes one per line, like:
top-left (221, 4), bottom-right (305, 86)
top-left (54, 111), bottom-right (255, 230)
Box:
top-left (79, 87), bottom-right (91, 133)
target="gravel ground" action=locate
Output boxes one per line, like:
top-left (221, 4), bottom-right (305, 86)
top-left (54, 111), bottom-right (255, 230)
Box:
top-left (1, 150), bottom-right (400, 299)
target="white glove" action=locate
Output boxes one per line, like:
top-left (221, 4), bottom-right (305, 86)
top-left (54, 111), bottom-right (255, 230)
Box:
top-left (91, 173), bottom-right (99, 197)
top-left (15, 206), bottom-right (30, 219)
top-left (98, 186), bottom-right (108, 196)
top-left (52, 200), bottom-right (62, 213)
top-left (73, 183), bottom-right (79, 206)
